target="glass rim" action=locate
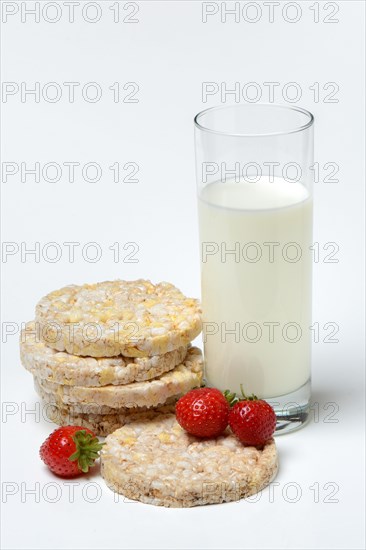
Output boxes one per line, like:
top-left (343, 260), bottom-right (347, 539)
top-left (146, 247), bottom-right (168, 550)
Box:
top-left (194, 103), bottom-right (314, 138)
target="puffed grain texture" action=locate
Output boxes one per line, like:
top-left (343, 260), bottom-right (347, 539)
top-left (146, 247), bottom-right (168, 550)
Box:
top-left (35, 280), bottom-right (202, 357)
top-left (101, 413), bottom-right (278, 507)
top-left (21, 321), bottom-right (188, 386)
top-left (39, 399), bottom-right (177, 437)
top-left (34, 347), bottom-right (203, 409)
top-left (35, 380), bottom-right (181, 415)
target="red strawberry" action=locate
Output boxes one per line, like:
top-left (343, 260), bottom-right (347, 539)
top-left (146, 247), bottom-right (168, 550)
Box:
top-left (176, 388), bottom-right (230, 437)
top-left (40, 426), bottom-right (104, 478)
top-left (228, 394), bottom-right (276, 446)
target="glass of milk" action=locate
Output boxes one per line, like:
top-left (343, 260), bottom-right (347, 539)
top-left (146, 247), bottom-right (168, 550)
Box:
top-left (194, 104), bottom-right (314, 433)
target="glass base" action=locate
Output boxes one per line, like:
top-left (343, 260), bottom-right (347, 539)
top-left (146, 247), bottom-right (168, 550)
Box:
top-left (267, 379), bottom-right (311, 435)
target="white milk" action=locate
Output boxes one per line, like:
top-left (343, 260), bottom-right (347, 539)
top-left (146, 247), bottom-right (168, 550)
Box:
top-left (198, 177), bottom-right (313, 398)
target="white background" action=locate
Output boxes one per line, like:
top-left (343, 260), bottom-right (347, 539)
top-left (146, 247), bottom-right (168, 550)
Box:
top-left (1, 1), bottom-right (365, 549)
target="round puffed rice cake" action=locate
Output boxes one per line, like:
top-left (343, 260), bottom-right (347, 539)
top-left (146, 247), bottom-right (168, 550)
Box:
top-left (39, 397), bottom-right (177, 437)
top-left (33, 347), bottom-right (203, 411)
top-left (34, 378), bottom-right (182, 416)
top-left (101, 413), bottom-right (278, 507)
top-left (20, 321), bottom-right (188, 387)
top-left (35, 279), bottom-right (202, 357)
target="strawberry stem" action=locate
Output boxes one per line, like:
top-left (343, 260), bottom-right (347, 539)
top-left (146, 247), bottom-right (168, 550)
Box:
top-left (240, 384), bottom-right (258, 401)
top-left (69, 430), bottom-right (104, 473)
top-left (224, 386), bottom-right (259, 406)
top-left (223, 390), bottom-right (240, 407)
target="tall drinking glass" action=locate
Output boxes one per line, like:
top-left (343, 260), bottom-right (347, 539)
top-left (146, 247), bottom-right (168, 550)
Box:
top-left (194, 104), bottom-right (314, 433)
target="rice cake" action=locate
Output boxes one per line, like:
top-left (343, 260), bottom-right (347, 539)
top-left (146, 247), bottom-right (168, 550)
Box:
top-left (35, 280), bottom-right (202, 357)
top-left (21, 321), bottom-right (188, 386)
top-left (34, 347), bottom-right (203, 410)
top-left (101, 413), bottom-right (278, 507)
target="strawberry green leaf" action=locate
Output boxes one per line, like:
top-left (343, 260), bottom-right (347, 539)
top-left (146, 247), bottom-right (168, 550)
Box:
top-left (69, 430), bottom-right (104, 473)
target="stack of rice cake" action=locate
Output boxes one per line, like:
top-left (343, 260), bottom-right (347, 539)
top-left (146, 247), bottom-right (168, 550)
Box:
top-left (20, 280), bottom-right (203, 436)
